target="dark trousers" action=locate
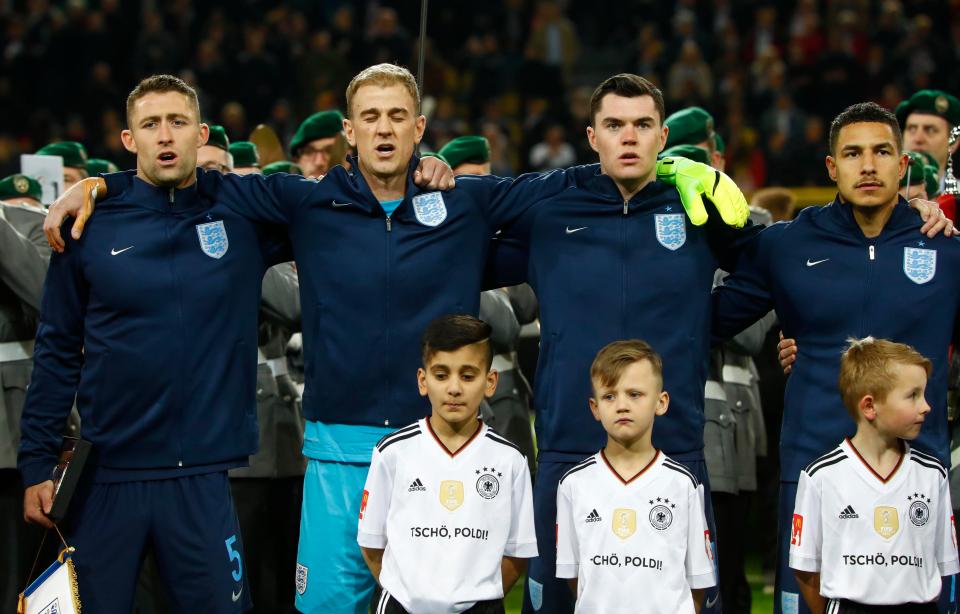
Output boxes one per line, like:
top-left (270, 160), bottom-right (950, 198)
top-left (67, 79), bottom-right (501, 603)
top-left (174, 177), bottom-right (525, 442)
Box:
top-left (713, 491), bottom-right (752, 614)
top-left (831, 599), bottom-right (938, 613)
top-left (371, 585), bottom-right (504, 614)
top-left (231, 476), bottom-right (303, 613)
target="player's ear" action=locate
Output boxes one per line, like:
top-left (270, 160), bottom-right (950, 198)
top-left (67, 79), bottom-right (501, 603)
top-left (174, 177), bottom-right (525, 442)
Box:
top-left (858, 394), bottom-right (876, 421)
top-left (484, 368), bottom-right (499, 398)
top-left (588, 397), bottom-right (601, 422)
top-left (121, 129), bottom-right (138, 154)
top-left (655, 391), bottom-right (669, 416)
top-left (825, 155), bottom-right (838, 182)
top-left (417, 368), bottom-right (428, 397)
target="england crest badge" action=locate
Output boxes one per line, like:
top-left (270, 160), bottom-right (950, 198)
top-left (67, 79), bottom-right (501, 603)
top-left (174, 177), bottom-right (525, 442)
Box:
top-left (903, 247), bottom-right (936, 284)
top-left (655, 213), bottom-right (686, 250)
top-left (412, 192), bottom-right (447, 227)
top-left (196, 220), bottom-right (229, 259)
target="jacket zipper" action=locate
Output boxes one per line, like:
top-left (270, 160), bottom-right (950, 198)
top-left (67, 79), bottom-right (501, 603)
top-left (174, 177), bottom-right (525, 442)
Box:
top-left (860, 242), bottom-right (877, 336)
top-left (621, 199), bottom-right (628, 335)
top-left (167, 187), bottom-right (185, 466)
top-left (384, 211), bottom-right (392, 425)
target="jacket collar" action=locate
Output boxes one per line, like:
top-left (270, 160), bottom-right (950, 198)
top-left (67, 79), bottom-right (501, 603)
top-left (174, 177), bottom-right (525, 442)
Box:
top-left (338, 154), bottom-right (425, 216)
top-left (823, 194), bottom-right (917, 237)
top-left (577, 163), bottom-right (677, 209)
top-left (128, 173), bottom-right (205, 213)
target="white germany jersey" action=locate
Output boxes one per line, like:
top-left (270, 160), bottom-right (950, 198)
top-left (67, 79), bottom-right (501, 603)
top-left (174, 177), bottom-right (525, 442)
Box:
top-left (357, 418), bottom-right (537, 614)
top-left (789, 439), bottom-right (960, 604)
top-left (556, 450), bottom-right (716, 613)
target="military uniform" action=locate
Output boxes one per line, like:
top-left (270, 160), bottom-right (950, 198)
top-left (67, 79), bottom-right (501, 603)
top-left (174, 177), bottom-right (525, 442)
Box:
top-left (0, 175), bottom-right (50, 612)
top-left (479, 289), bottom-right (536, 475)
top-left (230, 263), bottom-right (304, 613)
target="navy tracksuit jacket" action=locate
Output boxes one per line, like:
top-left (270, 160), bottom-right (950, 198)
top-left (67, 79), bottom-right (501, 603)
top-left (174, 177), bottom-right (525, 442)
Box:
top-left (493, 164), bottom-right (760, 460)
top-left (18, 176), bottom-right (291, 486)
top-left (713, 197), bottom-right (960, 482)
top-left (191, 157), bottom-right (571, 429)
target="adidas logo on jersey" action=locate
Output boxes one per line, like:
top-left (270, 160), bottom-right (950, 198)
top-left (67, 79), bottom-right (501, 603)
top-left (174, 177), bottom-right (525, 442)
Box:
top-left (408, 478), bottom-right (426, 492)
top-left (585, 509), bottom-right (602, 523)
top-left (839, 505), bottom-right (859, 519)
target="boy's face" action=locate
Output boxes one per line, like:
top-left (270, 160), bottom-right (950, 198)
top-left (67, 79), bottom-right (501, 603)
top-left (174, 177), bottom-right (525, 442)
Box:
top-left (418, 342), bottom-right (498, 430)
top-left (868, 363), bottom-right (931, 440)
top-left (589, 360), bottom-right (668, 446)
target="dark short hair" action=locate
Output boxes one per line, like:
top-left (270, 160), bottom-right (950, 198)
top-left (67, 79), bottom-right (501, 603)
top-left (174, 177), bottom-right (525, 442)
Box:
top-left (126, 74), bottom-right (201, 127)
top-left (421, 315), bottom-right (493, 369)
top-left (828, 102), bottom-right (902, 155)
top-left (589, 74), bottom-right (666, 126)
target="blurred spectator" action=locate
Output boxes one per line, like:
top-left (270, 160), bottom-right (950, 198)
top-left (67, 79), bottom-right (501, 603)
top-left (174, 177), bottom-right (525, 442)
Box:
top-left (528, 124), bottom-right (575, 171)
top-left (667, 40), bottom-right (713, 108)
top-left (0, 0), bottom-right (956, 186)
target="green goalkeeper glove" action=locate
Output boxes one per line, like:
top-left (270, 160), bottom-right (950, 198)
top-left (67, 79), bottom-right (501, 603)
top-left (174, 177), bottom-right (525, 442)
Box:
top-left (656, 156), bottom-right (750, 228)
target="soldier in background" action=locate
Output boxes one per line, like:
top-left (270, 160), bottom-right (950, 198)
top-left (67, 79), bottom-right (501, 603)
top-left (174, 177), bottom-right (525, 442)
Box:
top-left (197, 125), bottom-right (233, 173)
top-left (896, 90), bottom-right (960, 219)
top-left (86, 158), bottom-right (119, 176)
top-left (289, 110), bottom-right (350, 177)
top-left (36, 141), bottom-right (89, 191)
top-left (230, 141), bottom-right (262, 175)
top-left (0, 174), bottom-right (51, 611)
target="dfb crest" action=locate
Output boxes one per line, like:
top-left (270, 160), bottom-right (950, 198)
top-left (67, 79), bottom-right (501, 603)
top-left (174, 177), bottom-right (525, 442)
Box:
top-left (412, 192), bottom-right (447, 227)
top-left (903, 247), bottom-right (936, 284)
top-left (655, 213), bottom-right (686, 251)
top-left (196, 220), bottom-right (229, 259)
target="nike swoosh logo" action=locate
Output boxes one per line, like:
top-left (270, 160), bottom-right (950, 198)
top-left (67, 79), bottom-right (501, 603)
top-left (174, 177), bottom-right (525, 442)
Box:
top-left (806, 258), bottom-right (829, 267)
top-left (705, 593), bottom-right (719, 608)
top-left (110, 246), bottom-right (134, 256)
top-left (232, 587), bottom-right (242, 602)
top-left (332, 201), bottom-right (351, 208)
top-left (565, 226), bottom-right (587, 234)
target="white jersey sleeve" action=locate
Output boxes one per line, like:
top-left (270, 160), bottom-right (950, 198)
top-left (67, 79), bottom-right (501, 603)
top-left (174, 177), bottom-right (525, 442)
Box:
top-left (686, 483), bottom-right (717, 589)
top-left (555, 479), bottom-right (578, 579)
top-left (357, 445), bottom-right (394, 549)
top-left (935, 474), bottom-right (960, 576)
top-left (504, 455), bottom-right (538, 558)
top-left (788, 469), bottom-right (821, 572)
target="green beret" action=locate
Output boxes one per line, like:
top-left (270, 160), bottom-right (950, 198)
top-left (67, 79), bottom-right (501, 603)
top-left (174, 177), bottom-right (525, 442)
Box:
top-left (206, 125), bottom-right (230, 151)
top-left (290, 110), bottom-right (345, 155)
top-left (229, 141), bottom-right (260, 168)
top-left (36, 141), bottom-right (88, 168)
top-left (438, 136), bottom-right (489, 169)
top-left (924, 165), bottom-right (939, 198)
top-left (901, 151), bottom-right (926, 187)
top-left (86, 158), bottom-right (119, 175)
top-left (0, 174), bottom-right (42, 202)
top-left (664, 107), bottom-right (715, 149)
top-left (895, 90), bottom-right (960, 127)
top-left (715, 133), bottom-right (725, 154)
top-left (918, 150), bottom-right (939, 172)
top-left (661, 144), bottom-right (711, 166)
top-left (262, 161), bottom-right (303, 176)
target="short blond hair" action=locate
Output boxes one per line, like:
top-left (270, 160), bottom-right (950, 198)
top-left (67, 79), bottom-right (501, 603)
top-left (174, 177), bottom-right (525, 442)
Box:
top-left (345, 63), bottom-right (420, 118)
top-left (838, 337), bottom-right (932, 420)
top-left (590, 339), bottom-right (663, 396)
